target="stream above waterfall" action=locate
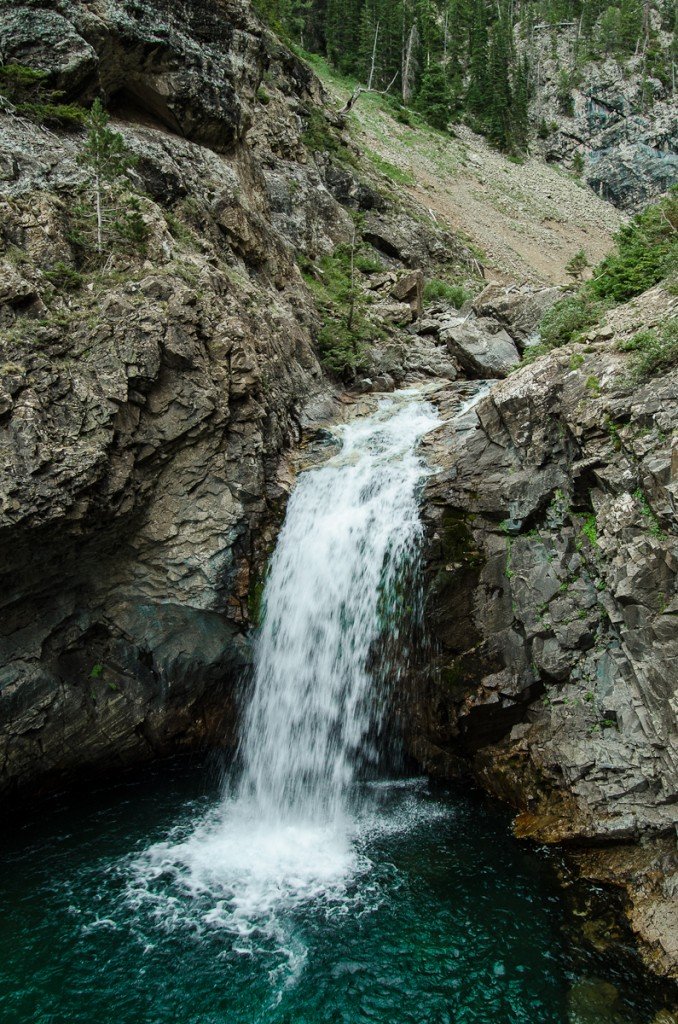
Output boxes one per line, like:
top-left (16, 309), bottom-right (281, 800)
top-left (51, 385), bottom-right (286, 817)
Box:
top-left (0, 393), bottom-right (673, 1023)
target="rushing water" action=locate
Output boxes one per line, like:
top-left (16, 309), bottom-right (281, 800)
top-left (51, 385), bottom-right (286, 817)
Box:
top-left (0, 393), bottom-right (672, 1024)
top-left (237, 394), bottom-right (440, 823)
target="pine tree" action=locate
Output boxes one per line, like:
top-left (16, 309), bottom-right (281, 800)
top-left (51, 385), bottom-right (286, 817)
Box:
top-left (79, 99), bottom-right (136, 254)
top-left (466, 0), bottom-right (490, 121)
top-left (486, 16), bottom-right (513, 149)
top-left (416, 60), bottom-right (452, 129)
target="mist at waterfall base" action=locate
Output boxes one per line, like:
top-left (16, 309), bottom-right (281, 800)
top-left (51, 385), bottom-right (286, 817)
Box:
top-left (0, 395), bottom-right (668, 1024)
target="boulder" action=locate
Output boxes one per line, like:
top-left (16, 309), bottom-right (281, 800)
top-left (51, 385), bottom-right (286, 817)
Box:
top-left (440, 320), bottom-right (520, 378)
top-left (472, 282), bottom-right (562, 345)
top-left (390, 270), bottom-right (423, 318)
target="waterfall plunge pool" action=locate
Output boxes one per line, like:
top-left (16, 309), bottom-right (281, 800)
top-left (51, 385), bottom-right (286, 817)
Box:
top-left (0, 762), bottom-right (670, 1024)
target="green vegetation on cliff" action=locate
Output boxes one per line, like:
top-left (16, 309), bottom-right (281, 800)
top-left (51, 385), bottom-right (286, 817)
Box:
top-left (530, 187), bottom-right (678, 371)
top-left (0, 63), bottom-right (86, 127)
top-left (299, 242), bottom-right (384, 377)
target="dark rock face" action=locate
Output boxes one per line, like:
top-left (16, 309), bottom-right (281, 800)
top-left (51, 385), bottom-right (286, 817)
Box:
top-left (0, 0), bottom-right (263, 150)
top-left (404, 287), bottom-right (678, 978)
top-left (0, 0), bottom-right (337, 799)
top-left (0, 0), bottom-right (479, 799)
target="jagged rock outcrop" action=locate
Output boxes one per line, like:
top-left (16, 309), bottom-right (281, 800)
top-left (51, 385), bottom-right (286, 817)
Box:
top-left (407, 284), bottom-right (678, 979)
top-left (530, 19), bottom-right (678, 210)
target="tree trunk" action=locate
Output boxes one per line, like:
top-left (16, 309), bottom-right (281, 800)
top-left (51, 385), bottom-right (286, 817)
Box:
top-left (367, 21), bottom-right (380, 91)
top-left (95, 173), bottom-right (103, 255)
top-left (402, 24), bottom-right (418, 105)
top-left (347, 227), bottom-right (356, 332)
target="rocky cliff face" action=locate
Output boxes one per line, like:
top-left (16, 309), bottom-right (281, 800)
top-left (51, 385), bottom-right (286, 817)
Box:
top-left (0, 0), bottom-right (476, 798)
top-left (530, 16), bottom-right (678, 210)
top-left (406, 282), bottom-right (677, 980)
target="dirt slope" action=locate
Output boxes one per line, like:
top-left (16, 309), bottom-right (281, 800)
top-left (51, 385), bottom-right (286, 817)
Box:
top-left (317, 63), bottom-right (625, 284)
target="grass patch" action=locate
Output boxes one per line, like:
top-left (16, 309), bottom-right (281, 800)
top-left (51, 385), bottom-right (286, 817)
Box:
top-left (354, 251), bottom-right (384, 274)
top-left (367, 151), bottom-right (415, 185)
top-left (423, 278), bottom-right (470, 308)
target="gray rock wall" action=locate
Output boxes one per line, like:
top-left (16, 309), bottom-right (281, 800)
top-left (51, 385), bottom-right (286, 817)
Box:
top-left (407, 286), bottom-right (678, 978)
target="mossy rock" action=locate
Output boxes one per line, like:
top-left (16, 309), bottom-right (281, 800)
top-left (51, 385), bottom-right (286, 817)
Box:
top-left (440, 510), bottom-right (482, 566)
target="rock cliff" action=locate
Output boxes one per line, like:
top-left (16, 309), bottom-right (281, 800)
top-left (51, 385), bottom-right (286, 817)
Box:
top-left (410, 282), bottom-right (677, 980)
top-left (529, 15), bottom-right (678, 210)
top-left (0, 0), bottom-right (475, 798)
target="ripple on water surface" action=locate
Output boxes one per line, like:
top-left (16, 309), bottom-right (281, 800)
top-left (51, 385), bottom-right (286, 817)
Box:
top-left (0, 768), bottom-right (670, 1024)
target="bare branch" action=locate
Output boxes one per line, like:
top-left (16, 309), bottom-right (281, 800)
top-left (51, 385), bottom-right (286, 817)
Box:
top-left (339, 70), bottom-right (400, 114)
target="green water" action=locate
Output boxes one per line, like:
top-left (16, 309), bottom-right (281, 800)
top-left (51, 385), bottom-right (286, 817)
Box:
top-left (0, 762), bottom-right (670, 1024)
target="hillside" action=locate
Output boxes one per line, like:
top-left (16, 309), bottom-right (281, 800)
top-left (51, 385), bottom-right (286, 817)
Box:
top-left (305, 53), bottom-right (625, 283)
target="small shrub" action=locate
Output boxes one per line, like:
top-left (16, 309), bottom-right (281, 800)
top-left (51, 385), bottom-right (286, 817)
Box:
top-left (618, 320), bottom-right (678, 382)
top-left (571, 151), bottom-right (585, 176)
top-left (581, 513), bottom-right (598, 547)
top-left (316, 321), bottom-right (370, 376)
top-left (566, 249), bottom-right (589, 280)
top-left (423, 278), bottom-right (469, 308)
top-left (590, 188), bottom-right (678, 303)
top-left (556, 70), bottom-right (575, 116)
top-left (113, 197), bottom-right (149, 253)
top-left (538, 292), bottom-right (606, 351)
top-left (43, 261), bottom-right (83, 291)
top-left (604, 416), bottom-right (622, 450)
top-left (537, 117), bottom-right (551, 140)
top-left (354, 251), bottom-right (383, 274)
top-left (301, 107), bottom-right (356, 166)
top-left (164, 210), bottom-right (194, 246)
top-left (633, 488), bottom-right (665, 538)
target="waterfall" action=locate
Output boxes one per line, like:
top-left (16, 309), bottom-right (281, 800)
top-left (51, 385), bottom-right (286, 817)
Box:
top-left (236, 392), bottom-right (440, 824)
top-left (128, 391), bottom-right (440, 952)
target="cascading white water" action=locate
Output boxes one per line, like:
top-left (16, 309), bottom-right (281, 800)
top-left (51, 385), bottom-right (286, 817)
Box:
top-left (127, 391), bottom-right (441, 958)
top-left (237, 392), bottom-right (440, 824)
